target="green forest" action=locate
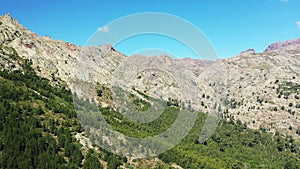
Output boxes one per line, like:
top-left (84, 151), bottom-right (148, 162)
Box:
top-left (0, 60), bottom-right (126, 169)
top-left (0, 51), bottom-right (300, 168)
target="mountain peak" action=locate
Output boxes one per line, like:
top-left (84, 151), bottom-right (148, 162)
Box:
top-left (4, 13), bottom-right (12, 19)
top-left (240, 48), bottom-right (256, 56)
top-left (0, 13), bottom-right (18, 25)
top-left (264, 38), bottom-right (300, 53)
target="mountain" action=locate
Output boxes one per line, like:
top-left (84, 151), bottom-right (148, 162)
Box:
top-left (264, 38), bottom-right (300, 53)
top-left (1, 13), bottom-right (299, 139)
top-left (1, 14), bottom-right (300, 168)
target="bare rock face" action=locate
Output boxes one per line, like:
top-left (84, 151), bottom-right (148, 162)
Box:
top-left (0, 13), bottom-right (23, 44)
top-left (0, 13), bottom-right (80, 86)
top-left (0, 14), bottom-right (300, 139)
top-left (240, 49), bottom-right (255, 56)
top-left (264, 38), bottom-right (300, 53)
top-left (0, 14), bottom-right (126, 88)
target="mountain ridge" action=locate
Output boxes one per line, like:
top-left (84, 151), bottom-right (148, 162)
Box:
top-left (1, 14), bottom-right (300, 140)
top-left (264, 38), bottom-right (300, 53)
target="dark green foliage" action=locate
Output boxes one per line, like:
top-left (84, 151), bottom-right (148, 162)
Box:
top-left (284, 158), bottom-right (300, 169)
top-left (296, 129), bottom-right (300, 135)
top-left (98, 106), bottom-right (179, 138)
top-left (97, 88), bottom-right (103, 97)
top-left (106, 154), bottom-right (124, 169)
top-left (132, 97), bottom-right (151, 111)
top-left (276, 81), bottom-right (300, 100)
top-left (157, 114), bottom-right (300, 168)
top-left (0, 68), bottom-right (82, 168)
top-left (83, 149), bottom-right (103, 169)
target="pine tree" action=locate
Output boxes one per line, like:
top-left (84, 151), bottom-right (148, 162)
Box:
top-left (83, 149), bottom-right (103, 169)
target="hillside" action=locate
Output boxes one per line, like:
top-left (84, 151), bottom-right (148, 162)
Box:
top-left (1, 13), bottom-right (300, 139)
top-left (0, 14), bottom-right (300, 168)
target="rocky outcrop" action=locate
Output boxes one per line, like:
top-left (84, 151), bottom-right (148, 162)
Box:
top-left (0, 13), bottom-right (23, 45)
top-left (264, 38), bottom-right (300, 53)
top-left (240, 48), bottom-right (255, 56)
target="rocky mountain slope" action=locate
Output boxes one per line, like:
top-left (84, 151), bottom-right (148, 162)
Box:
top-left (222, 48), bottom-right (300, 138)
top-left (264, 38), bottom-right (300, 53)
top-left (0, 13), bottom-right (299, 140)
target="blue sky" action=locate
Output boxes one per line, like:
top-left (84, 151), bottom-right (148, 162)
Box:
top-left (1, 0), bottom-right (300, 58)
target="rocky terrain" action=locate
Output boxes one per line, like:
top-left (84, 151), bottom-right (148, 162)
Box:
top-left (223, 48), bottom-right (300, 138)
top-left (264, 38), bottom-right (300, 53)
top-left (1, 13), bottom-right (299, 140)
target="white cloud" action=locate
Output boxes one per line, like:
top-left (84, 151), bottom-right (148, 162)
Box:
top-left (280, 0), bottom-right (288, 2)
top-left (297, 21), bottom-right (300, 28)
top-left (97, 26), bottom-right (109, 32)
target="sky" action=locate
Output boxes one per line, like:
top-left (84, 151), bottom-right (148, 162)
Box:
top-left (1, 0), bottom-right (300, 58)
